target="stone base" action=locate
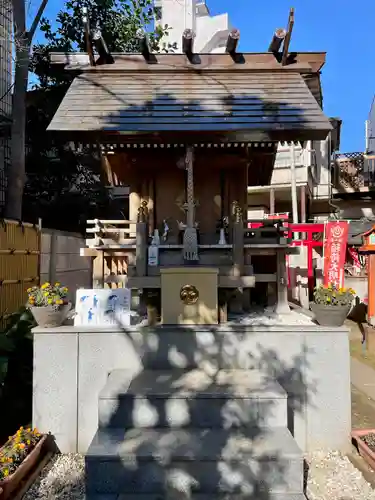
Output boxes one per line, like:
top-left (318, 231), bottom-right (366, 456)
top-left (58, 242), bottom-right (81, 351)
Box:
top-left (32, 320), bottom-right (351, 454)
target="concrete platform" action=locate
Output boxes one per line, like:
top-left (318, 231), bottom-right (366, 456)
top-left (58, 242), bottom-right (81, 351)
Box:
top-left (85, 427), bottom-right (303, 495)
top-left (98, 369), bottom-right (287, 429)
top-left (32, 323), bottom-right (351, 453)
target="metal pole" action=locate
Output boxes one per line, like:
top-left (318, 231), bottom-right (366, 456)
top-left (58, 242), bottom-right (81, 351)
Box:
top-left (290, 142), bottom-right (299, 238)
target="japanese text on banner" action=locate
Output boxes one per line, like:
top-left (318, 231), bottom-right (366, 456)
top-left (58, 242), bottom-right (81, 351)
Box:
top-left (323, 221), bottom-right (349, 289)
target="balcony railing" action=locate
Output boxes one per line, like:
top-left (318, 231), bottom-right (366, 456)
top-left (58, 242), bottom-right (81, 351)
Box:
top-left (332, 152), bottom-right (375, 193)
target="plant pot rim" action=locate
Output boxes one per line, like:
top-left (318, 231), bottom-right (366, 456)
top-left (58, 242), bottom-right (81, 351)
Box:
top-left (352, 428), bottom-right (375, 438)
top-left (29, 303), bottom-right (71, 309)
top-left (0, 434), bottom-right (47, 487)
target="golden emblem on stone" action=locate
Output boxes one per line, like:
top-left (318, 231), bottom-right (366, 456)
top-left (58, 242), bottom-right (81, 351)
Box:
top-left (180, 284), bottom-right (199, 305)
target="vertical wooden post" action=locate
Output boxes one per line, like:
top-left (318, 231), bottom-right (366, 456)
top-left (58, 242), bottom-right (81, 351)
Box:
top-left (232, 221), bottom-right (244, 276)
top-left (270, 187), bottom-right (275, 214)
top-left (300, 185), bottom-right (306, 223)
top-left (37, 218), bottom-right (42, 285)
top-left (231, 206), bottom-right (245, 313)
top-left (49, 230), bottom-right (58, 285)
top-left (93, 251), bottom-right (104, 288)
top-left (275, 249), bottom-right (290, 314)
top-left (136, 222), bottom-right (147, 277)
top-left (129, 190), bottom-right (141, 238)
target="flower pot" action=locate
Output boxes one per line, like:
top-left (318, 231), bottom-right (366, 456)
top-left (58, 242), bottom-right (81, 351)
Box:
top-left (30, 303), bottom-right (71, 328)
top-left (352, 429), bottom-right (375, 471)
top-left (0, 435), bottom-right (47, 500)
top-left (310, 302), bottom-right (350, 327)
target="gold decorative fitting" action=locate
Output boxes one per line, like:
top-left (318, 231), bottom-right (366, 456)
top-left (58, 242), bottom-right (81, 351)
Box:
top-left (180, 284), bottom-right (199, 305)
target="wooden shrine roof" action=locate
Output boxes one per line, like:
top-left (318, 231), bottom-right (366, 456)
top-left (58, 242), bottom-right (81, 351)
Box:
top-left (47, 52), bottom-right (332, 142)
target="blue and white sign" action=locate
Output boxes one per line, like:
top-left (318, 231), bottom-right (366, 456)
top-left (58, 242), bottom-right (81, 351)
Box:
top-left (74, 288), bottom-right (131, 327)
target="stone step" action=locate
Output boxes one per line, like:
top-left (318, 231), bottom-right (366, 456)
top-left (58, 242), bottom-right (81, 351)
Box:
top-left (85, 427), bottom-right (303, 495)
top-left (98, 369), bottom-right (287, 429)
top-left (85, 493), bottom-right (307, 500)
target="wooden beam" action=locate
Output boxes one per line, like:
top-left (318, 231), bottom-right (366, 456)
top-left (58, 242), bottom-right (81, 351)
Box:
top-left (49, 51), bottom-right (327, 73)
top-left (281, 8), bottom-right (295, 66)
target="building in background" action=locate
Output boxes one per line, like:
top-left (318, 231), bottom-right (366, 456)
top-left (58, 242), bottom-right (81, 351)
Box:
top-left (331, 96), bottom-right (375, 221)
top-left (366, 96), bottom-right (375, 154)
top-left (155, 0), bottom-right (231, 53)
top-left (155, 1), bottom-right (341, 224)
top-left (0, 0), bottom-right (12, 210)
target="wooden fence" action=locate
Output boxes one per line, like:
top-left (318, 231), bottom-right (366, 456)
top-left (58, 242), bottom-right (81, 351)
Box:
top-left (0, 219), bottom-right (41, 328)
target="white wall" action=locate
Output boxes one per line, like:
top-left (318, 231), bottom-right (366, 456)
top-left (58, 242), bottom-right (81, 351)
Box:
top-left (156, 0), bottom-right (230, 53)
top-left (312, 136), bottom-right (331, 200)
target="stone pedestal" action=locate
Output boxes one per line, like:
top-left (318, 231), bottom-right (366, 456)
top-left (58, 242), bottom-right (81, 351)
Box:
top-left (160, 267), bottom-right (218, 325)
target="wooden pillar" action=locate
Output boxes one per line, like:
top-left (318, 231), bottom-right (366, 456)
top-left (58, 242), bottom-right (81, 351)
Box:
top-left (100, 153), bottom-right (114, 186)
top-left (232, 222), bottom-right (244, 276)
top-left (270, 187), bottom-right (275, 214)
top-left (275, 249), bottom-right (290, 314)
top-left (136, 222), bottom-right (147, 277)
top-left (93, 251), bottom-right (104, 288)
top-left (231, 207), bottom-right (245, 313)
top-left (129, 190), bottom-right (141, 238)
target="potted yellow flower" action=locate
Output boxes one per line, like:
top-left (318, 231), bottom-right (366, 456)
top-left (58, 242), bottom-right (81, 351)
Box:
top-left (27, 282), bottom-right (71, 327)
top-left (311, 284), bottom-right (356, 327)
top-left (0, 427), bottom-right (48, 499)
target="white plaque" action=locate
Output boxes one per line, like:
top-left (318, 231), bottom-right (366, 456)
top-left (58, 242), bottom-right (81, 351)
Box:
top-left (74, 288), bottom-right (131, 327)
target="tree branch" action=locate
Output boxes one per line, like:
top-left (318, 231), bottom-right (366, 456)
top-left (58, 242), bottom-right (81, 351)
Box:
top-left (27, 0), bottom-right (49, 42)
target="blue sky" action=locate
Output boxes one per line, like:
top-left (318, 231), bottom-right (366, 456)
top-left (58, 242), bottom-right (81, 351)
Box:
top-left (30, 0), bottom-right (375, 152)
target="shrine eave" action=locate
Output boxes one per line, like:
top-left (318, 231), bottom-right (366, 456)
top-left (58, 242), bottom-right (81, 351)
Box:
top-left (47, 70), bottom-right (332, 141)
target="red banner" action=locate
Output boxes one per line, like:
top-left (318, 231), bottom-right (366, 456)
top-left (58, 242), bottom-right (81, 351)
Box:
top-left (323, 221), bottom-right (349, 288)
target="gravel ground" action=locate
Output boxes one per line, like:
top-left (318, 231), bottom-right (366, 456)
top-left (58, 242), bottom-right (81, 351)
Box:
top-left (306, 451), bottom-right (375, 500)
top-left (23, 454), bottom-right (85, 500)
top-left (228, 306), bottom-right (314, 326)
top-left (23, 449), bottom-right (375, 500)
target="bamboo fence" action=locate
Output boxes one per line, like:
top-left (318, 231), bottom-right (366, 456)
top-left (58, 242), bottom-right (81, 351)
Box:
top-left (0, 219), bottom-right (42, 328)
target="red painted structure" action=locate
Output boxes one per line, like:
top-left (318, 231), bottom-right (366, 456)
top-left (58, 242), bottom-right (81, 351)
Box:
top-left (286, 223), bottom-right (324, 292)
top-left (248, 218), bottom-right (325, 292)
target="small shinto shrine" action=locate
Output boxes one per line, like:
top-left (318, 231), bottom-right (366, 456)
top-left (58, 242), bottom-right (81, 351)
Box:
top-left (48, 31), bottom-right (332, 325)
top-left (32, 17), bottom-right (352, 479)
